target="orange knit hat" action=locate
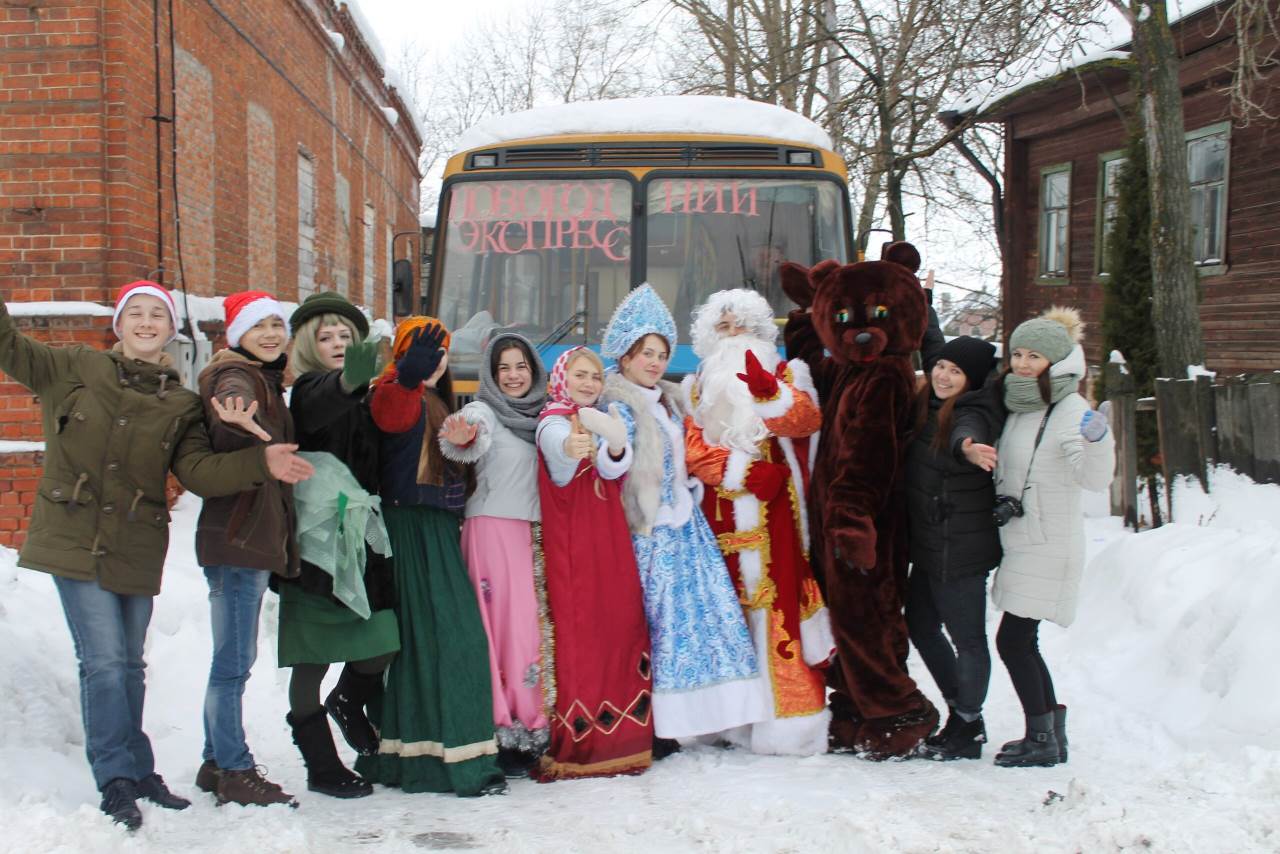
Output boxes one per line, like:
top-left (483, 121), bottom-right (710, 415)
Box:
top-left (380, 315), bottom-right (451, 382)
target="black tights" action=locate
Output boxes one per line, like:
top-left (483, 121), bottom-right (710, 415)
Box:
top-left (995, 613), bottom-right (1056, 717)
top-left (288, 652), bottom-right (395, 716)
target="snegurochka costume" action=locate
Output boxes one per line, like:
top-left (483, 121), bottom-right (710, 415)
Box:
top-left (600, 285), bottom-right (766, 740)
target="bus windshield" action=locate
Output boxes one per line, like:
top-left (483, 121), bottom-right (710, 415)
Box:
top-left (434, 175), bottom-right (847, 368)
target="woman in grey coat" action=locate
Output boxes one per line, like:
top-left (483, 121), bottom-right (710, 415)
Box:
top-left (989, 307), bottom-right (1114, 767)
top-left (439, 333), bottom-right (549, 776)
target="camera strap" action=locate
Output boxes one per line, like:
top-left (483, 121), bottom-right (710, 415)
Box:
top-left (1019, 402), bottom-right (1057, 497)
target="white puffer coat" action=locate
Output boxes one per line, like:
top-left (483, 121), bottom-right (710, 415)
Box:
top-left (991, 352), bottom-right (1115, 627)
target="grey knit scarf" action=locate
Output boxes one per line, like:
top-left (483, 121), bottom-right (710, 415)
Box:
top-left (476, 332), bottom-right (548, 443)
top-left (1003, 372), bottom-right (1078, 412)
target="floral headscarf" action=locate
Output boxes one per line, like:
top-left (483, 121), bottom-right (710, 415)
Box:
top-left (539, 346), bottom-right (602, 421)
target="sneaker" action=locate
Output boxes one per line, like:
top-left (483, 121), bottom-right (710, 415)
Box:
top-left (216, 767), bottom-right (299, 808)
top-left (195, 759), bottom-right (220, 794)
top-left (99, 778), bottom-right (142, 831)
top-left (136, 772), bottom-right (191, 809)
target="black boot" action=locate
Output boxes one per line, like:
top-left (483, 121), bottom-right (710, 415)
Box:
top-left (324, 665), bottom-right (382, 756)
top-left (496, 747), bottom-right (538, 778)
top-left (136, 772), bottom-right (191, 809)
top-left (924, 705), bottom-right (960, 749)
top-left (1052, 704), bottom-right (1068, 763)
top-left (652, 737), bottom-right (681, 760)
top-left (920, 715), bottom-right (986, 760)
top-left (994, 712), bottom-right (1059, 767)
top-left (99, 778), bottom-right (142, 830)
top-left (289, 709), bottom-right (374, 799)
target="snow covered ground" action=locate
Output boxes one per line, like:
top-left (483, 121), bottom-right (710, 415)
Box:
top-left (1, 471), bottom-right (1277, 853)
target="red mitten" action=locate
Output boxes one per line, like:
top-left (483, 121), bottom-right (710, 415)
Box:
top-left (743, 461), bottom-right (788, 502)
top-left (737, 350), bottom-right (781, 401)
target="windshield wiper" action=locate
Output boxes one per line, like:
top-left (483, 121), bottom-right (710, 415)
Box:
top-left (537, 309), bottom-right (588, 352)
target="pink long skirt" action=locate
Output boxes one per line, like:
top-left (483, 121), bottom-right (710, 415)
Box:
top-left (460, 515), bottom-right (549, 753)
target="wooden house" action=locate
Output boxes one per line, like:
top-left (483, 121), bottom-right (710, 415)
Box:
top-left (945, 1), bottom-right (1280, 374)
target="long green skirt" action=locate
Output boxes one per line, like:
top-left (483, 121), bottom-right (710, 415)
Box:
top-left (354, 505), bottom-right (503, 796)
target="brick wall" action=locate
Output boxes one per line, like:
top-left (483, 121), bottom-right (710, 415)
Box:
top-left (0, 0), bottom-right (422, 544)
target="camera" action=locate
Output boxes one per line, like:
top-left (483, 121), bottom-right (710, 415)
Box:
top-left (992, 494), bottom-right (1024, 527)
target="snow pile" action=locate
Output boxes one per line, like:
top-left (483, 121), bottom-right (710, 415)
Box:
top-left (1072, 469), bottom-right (1280, 752)
top-left (452, 96), bottom-right (834, 154)
top-left (0, 473), bottom-right (1276, 850)
top-left (5, 301), bottom-right (113, 318)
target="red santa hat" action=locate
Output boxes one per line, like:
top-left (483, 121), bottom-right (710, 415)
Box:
top-left (224, 290), bottom-right (290, 348)
top-left (112, 280), bottom-right (179, 345)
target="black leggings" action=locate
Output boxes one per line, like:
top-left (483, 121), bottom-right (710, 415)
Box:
top-left (288, 653), bottom-right (396, 716)
top-left (995, 613), bottom-right (1056, 717)
top-left (905, 569), bottom-right (991, 718)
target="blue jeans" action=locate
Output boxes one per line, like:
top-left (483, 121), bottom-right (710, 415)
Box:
top-left (53, 575), bottom-right (156, 790)
top-left (201, 565), bottom-right (270, 771)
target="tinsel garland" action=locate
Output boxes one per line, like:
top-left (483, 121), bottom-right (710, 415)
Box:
top-left (530, 522), bottom-right (557, 715)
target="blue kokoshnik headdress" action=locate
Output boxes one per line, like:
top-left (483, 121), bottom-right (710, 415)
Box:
top-left (601, 283), bottom-right (678, 359)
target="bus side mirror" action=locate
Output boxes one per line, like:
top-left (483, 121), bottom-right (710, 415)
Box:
top-left (392, 259), bottom-right (414, 317)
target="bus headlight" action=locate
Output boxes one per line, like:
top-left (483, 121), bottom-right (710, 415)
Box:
top-left (786, 150), bottom-right (815, 165)
top-left (471, 153), bottom-right (499, 168)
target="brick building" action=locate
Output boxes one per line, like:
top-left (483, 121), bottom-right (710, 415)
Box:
top-left (0, 0), bottom-right (423, 545)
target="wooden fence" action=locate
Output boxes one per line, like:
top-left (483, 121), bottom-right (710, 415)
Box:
top-left (1104, 364), bottom-right (1280, 525)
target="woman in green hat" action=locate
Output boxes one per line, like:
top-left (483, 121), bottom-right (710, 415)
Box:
top-left (277, 292), bottom-right (401, 798)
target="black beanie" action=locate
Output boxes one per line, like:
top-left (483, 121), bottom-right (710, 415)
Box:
top-left (933, 336), bottom-right (997, 392)
top-left (289, 291), bottom-right (369, 338)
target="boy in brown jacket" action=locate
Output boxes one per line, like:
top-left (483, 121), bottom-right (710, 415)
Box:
top-left (195, 290), bottom-right (304, 808)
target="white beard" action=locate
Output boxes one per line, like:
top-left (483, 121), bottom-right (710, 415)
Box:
top-left (693, 335), bottom-right (781, 455)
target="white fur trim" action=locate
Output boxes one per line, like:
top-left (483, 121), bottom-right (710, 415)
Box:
top-left (723, 448), bottom-right (752, 492)
top-left (226, 297), bottom-right (289, 348)
top-left (777, 437), bottom-right (810, 548)
top-left (752, 382), bottom-right (794, 421)
top-left (723, 709), bottom-right (832, 756)
top-left (680, 373), bottom-right (698, 419)
top-left (799, 607), bottom-right (836, 668)
top-left (786, 358), bottom-right (818, 406)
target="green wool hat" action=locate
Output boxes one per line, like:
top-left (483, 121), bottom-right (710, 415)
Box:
top-left (1008, 306), bottom-right (1082, 364)
top-left (289, 291), bottom-right (369, 338)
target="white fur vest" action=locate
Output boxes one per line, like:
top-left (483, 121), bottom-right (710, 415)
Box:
top-left (602, 373), bottom-right (687, 536)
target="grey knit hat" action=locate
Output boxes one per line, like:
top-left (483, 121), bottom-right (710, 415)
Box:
top-left (1008, 306), bottom-right (1082, 364)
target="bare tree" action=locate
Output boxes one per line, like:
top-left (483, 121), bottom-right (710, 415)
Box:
top-left (1107, 0), bottom-right (1205, 377)
top-left (1225, 0), bottom-right (1280, 122)
top-left (392, 0), bottom-right (664, 214)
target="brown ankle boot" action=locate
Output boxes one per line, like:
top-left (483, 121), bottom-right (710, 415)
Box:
top-left (216, 767), bottom-right (299, 808)
top-left (195, 759), bottom-right (220, 795)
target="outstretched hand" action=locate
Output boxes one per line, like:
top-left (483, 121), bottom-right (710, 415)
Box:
top-left (737, 350), bottom-right (780, 400)
top-left (264, 443), bottom-right (315, 483)
top-left (396, 326), bottom-right (446, 388)
top-left (439, 413), bottom-right (480, 447)
top-left (210, 396), bottom-right (270, 442)
top-left (960, 437), bottom-right (998, 472)
top-left (341, 339), bottom-right (380, 390)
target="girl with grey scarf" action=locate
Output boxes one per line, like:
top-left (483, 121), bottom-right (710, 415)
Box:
top-left (438, 333), bottom-right (550, 776)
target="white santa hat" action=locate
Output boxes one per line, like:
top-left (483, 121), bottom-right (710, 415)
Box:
top-left (223, 290), bottom-right (290, 348)
top-left (112, 280), bottom-right (179, 345)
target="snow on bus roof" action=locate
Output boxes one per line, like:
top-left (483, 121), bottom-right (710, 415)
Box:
top-left (452, 96), bottom-right (834, 154)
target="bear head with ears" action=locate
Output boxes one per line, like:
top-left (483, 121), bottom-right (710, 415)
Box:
top-left (780, 259), bottom-right (928, 365)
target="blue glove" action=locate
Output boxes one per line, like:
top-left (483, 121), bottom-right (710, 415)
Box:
top-left (396, 326), bottom-right (446, 388)
top-left (1080, 401), bottom-right (1111, 443)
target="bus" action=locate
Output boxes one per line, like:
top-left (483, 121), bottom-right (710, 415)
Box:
top-left (426, 95), bottom-right (853, 389)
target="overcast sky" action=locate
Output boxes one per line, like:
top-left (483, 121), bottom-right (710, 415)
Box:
top-left (356, 0), bottom-right (527, 62)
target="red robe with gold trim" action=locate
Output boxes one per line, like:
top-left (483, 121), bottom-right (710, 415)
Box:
top-left (683, 358), bottom-right (836, 755)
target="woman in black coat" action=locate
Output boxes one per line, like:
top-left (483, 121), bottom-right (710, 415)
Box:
top-left (904, 336), bottom-right (1004, 760)
top-left (275, 293), bottom-right (400, 799)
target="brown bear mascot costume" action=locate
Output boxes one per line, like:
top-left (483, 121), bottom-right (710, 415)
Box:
top-left (781, 257), bottom-right (939, 759)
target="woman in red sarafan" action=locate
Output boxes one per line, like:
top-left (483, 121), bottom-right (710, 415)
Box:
top-left (533, 346), bottom-right (653, 780)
